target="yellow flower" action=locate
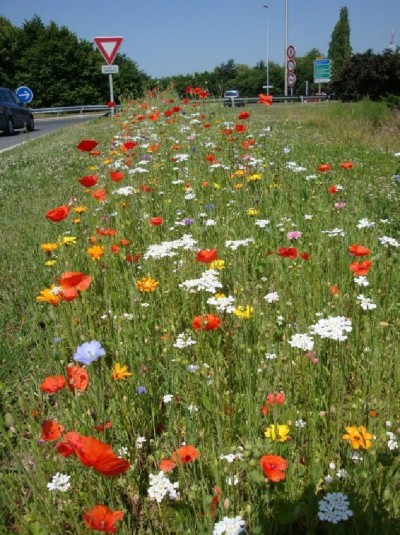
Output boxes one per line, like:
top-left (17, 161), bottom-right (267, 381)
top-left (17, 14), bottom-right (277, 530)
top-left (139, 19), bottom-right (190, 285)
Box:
top-left (45, 260), bottom-right (57, 266)
top-left (233, 169), bottom-right (246, 177)
top-left (209, 259), bottom-right (225, 270)
top-left (73, 206), bottom-right (87, 214)
top-left (264, 424), bottom-right (290, 442)
top-left (87, 245), bottom-right (105, 261)
top-left (102, 158), bottom-right (112, 165)
top-left (59, 236), bottom-right (77, 246)
top-left (74, 218), bottom-right (81, 224)
top-left (234, 183), bottom-right (244, 189)
top-left (112, 362), bottom-right (133, 381)
top-left (136, 276), bottom-right (159, 292)
top-left (36, 286), bottom-right (62, 306)
top-left (40, 242), bottom-right (58, 253)
top-left (342, 426), bottom-right (373, 450)
top-left (213, 182), bottom-right (221, 190)
top-left (233, 305), bottom-right (254, 319)
top-left (214, 293), bottom-right (226, 299)
top-left (248, 173), bottom-right (262, 182)
top-left (247, 208), bottom-right (259, 216)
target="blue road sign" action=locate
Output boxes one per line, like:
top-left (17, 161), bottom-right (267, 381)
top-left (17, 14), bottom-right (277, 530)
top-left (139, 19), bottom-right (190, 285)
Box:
top-left (16, 86), bottom-right (33, 104)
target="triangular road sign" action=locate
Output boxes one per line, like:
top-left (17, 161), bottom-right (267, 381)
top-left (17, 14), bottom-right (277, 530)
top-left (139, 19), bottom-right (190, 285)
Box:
top-left (94, 36), bottom-right (123, 65)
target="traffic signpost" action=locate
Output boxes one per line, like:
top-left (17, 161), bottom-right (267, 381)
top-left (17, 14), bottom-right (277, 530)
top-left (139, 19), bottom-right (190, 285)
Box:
top-left (313, 58), bottom-right (331, 84)
top-left (94, 36), bottom-right (123, 116)
top-left (16, 86), bottom-right (33, 104)
top-left (286, 45), bottom-right (296, 92)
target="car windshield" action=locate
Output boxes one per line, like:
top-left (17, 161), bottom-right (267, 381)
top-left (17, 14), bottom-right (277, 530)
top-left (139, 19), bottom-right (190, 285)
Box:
top-left (225, 91), bottom-right (238, 97)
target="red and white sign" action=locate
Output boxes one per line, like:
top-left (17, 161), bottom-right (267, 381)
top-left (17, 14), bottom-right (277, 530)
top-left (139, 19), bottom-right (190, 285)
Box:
top-left (287, 59), bottom-right (296, 73)
top-left (287, 72), bottom-right (296, 87)
top-left (94, 36), bottom-right (123, 65)
top-left (286, 45), bottom-right (296, 59)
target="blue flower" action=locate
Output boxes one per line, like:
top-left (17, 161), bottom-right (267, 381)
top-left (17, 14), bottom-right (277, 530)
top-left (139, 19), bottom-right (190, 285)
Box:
top-left (136, 386), bottom-right (147, 395)
top-left (73, 340), bottom-right (105, 365)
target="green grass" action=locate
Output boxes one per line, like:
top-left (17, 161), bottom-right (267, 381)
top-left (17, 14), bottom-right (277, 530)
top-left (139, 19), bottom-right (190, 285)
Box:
top-left (1, 98), bottom-right (400, 534)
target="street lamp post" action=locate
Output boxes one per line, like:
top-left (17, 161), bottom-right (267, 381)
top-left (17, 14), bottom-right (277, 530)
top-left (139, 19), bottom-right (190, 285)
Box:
top-left (263, 4), bottom-right (270, 95)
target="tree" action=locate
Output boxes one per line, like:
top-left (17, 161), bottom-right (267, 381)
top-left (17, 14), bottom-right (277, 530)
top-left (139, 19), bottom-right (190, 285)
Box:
top-left (0, 17), bottom-right (18, 87)
top-left (328, 7), bottom-right (352, 79)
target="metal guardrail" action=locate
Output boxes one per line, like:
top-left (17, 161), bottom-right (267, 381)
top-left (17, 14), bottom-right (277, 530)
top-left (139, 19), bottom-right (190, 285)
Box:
top-left (31, 96), bottom-right (329, 114)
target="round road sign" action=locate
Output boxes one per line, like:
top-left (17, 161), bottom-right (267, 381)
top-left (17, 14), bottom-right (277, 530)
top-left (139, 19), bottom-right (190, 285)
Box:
top-left (286, 45), bottom-right (296, 59)
top-left (16, 86), bottom-right (33, 104)
top-left (287, 73), bottom-right (296, 87)
top-left (287, 59), bottom-right (296, 72)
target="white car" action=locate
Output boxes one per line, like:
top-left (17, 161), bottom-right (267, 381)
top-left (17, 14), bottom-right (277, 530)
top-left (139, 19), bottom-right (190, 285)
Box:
top-left (223, 90), bottom-right (244, 107)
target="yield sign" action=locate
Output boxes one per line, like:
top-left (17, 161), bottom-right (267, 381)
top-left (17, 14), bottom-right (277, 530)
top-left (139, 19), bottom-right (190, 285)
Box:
top-left (94, 36), bottom-right (123, 64)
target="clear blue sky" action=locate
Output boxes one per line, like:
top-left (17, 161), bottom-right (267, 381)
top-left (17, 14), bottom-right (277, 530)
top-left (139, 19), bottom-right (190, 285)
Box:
top-left (1, 0), bottom-right (399, 78)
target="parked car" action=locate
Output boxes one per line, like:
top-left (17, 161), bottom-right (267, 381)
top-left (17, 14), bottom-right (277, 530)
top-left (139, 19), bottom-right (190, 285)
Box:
top-left (223, 89), bottom-right (245, 107)
top-left (0, 87), bottom-right (34, 135)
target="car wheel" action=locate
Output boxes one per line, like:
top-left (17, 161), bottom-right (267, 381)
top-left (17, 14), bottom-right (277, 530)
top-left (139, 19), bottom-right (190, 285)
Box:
top-left (5, 117), bottom-right (15, 135)
top-left (27, 116), bottom-right (35, 132)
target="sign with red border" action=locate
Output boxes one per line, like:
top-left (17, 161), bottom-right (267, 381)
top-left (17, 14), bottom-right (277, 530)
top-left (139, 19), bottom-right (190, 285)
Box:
top-left (286, 45), bottom-right (296, 59)
top-left (94, 36), bottom-right (123, 65)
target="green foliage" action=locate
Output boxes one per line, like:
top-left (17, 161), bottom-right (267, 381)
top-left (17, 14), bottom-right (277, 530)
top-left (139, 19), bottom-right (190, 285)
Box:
top-left (328, 6), bottom-right (352, 80)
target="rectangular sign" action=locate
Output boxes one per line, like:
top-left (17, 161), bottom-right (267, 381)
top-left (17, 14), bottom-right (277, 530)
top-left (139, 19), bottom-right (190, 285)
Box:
top-left (314, 59), bottom-right (331, 83)
top-left (102, 65), bottom-right (119, 74)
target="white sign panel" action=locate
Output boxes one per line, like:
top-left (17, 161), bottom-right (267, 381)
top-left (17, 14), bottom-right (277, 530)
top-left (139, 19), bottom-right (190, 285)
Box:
top-left (102, 65), bottom-right (119, 74)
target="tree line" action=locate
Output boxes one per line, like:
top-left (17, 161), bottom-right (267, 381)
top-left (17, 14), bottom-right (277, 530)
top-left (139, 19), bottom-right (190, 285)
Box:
top-left (0, 9), bottom-right (399, 108)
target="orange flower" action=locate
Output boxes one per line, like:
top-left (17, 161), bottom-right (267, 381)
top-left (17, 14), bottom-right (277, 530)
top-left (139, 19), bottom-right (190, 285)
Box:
top-left (150, 216), bottom-right (163, 226)
top-left (46, 205), bottom-right (70, 222)
top-left (348, 244), bottom-right (371, 257)
top-left (66, 364), bottom-right (89, 391)
top-left (340, 161), bottom-right (353, 169)
top-left (93, 421), bottom-right (113, 431)
top-left (78, 175), bottom-right (98, 187)
top-left (349, 260), bottom-right (372, 276)
top-left (192, 314), bottom-right (221, 331)
top-left (109, 171), bottom-right (124, 182)
top-left (318, 163), bottom-right (332, 172)
top-left (56, 271), bottom-right (92, 301)
top-left (342, 425), bottom-right (373, 450)
top-left (110, 244), bottom-right (119, 254)
top-left (172, 445), bottom-right (199, 464)
top-left (40, 375), bottom-right (67, 393)
top-left (83, 505), bottom-right (124, 533)
top-left (97, 228), bottom-right (116, 236)
top-left (88, 245), bottom-right (105, 261)
top-left (258, 94), bottom-right (273, 106)
top-left (196, 249), bottom-right (218, 263)
top-left (328, 185), bottom-right (338, 194)
top-left (91, 188), bottom-right (107, 203)
top-left (260, 454), bottom-right (287, 482)
top-left (76, 139), bottom-right (98, 152)
top-left (330, 285), bottom-right (340, 296)
top-left (277, 247), bottom-right (298, 259)
top-left (159, 457), bottom-right (177, 472)
top-left (41, 419), bottom-right (64, 441)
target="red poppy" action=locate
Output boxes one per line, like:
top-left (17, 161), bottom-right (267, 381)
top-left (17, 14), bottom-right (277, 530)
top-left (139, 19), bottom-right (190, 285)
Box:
top-left (150, 216), bottom-right (163, 226)
top-left (119, 239), bottom-right (130, 246)
top-left (46, 205), bottom-right (70, 222)
top-left (41, 419), bottom-right (64, 441)
top-left (328, 185), bottom-right (338, 194)
top-left (159, 457), bottom-right (177, 472)
top-left (260, 454), bottom-right (287, 482)
top-left (206, 154), bottom-right (216, 164)
top-left (192, 314), bottom-right (221, 331)
top-left (266, 392), bottom-right (285, 405)
top-left (83, 505), bottom-right (124, 533)
top-left (56, 271), bottom-right (92, 301)
top-left (66, 364), bottom-right (89, 391)
top-left (196, 249), bottom-right (218, 263)
top-left (172, 445), bottom-right (199, 464)
top-left (110, 244), bottom-right (119, 254)
top-left (40, 375), bottom-right (67, 393)
top-left (235, 124), bottom-right (246, 133)
top-left (121, 141), bottom-right (137, 151)
top-left (238, 111), bottom-right (250, 120)
top-left (300, 251), bottom-right (311, 261)
top-left (109, 171), bottom-right (124, 182)
top-left (318, 164), bottom-right (332, 172)
top-left (76, 139), bottom-right (99, 152)
top-left (277, 247), bottom-right (298, 259)
top-left (258, 94), bottom-right (273, 106)
top-left (349, 260), bottom-right (372, 276)
top-left (93, 421), bottom-right (113, 431)
top-left (97, 228), bottom-right (117, 236)
top-left (91, 189), bottom-right (107, 203)
top-left (126, 253), bottom-right (141, 263)
top-left (348, 244), bottom-right (371, 257)
top-left (78, 175), bottom-right (99, 188)
top-left (340, 161), bottom-right (353, 169)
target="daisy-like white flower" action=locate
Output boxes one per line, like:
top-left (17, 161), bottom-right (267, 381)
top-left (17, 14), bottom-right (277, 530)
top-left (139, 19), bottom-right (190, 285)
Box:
top-left (47, 472), bottom-right (71, 492)
top-left (318, 492), bottom-right (353, 523)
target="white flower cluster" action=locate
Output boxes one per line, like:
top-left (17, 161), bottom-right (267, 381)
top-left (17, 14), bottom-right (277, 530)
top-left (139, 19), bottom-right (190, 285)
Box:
top-left (378, 236), bottom-right (400, 248)
top-left (264, 292), bottom-right (279, 303)
top-left (357, 294), bottom-right (377, 311)
top-left (353, 276), bottom-right (369, 287)
top-left (173, 332), bottom-right (197, 349)
top-left (143, 234), bottom-right (197, 259)
top-left (135, 436), bottom-right (146, 449)
top-left (225, 238), bottom-right (255, 250)
top-left (219, 448), bottom-right (245, 463)
top-left (179, 270), bottom-right (223, 293)
top-left (288, 333), bottom-right (314, 351)
top-left (357, 218), bottom-right (375, 229)
top-left (212, 516), bottom-right (246, 535)
top-left (112, 186), bottom-right (135, 196)
top-left (317, 492), bottom-right (353, 523)
top-left (287, 161), bottom-right (307, 172)
top-left (387, 431), bottom-right (399, 451)
top-left (147, 472), bottom-right (180, 503)
top-left (321, 228), bottom-right (346, 237)
top-left (309, 316), bottom-right (352, 342)
top-left (207, 294), bottom-right (236, 313)
top-left (47, 472), bottom-right (71, 492)
top-left (255, 219), bottom-right (270, 228)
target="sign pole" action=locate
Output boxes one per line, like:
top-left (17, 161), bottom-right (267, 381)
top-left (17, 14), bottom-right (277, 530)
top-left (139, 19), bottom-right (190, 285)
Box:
top-left (109, 73), bottom-right (114, 117)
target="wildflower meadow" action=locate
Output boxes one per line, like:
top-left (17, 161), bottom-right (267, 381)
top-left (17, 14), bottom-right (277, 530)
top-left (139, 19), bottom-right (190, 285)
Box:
top-left (1, 92), bottom-right (400, 534)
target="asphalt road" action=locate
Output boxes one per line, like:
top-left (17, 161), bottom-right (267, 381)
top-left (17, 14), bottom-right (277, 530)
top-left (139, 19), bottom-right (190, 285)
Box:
top-left (0, 114), bottom-right (104, 153)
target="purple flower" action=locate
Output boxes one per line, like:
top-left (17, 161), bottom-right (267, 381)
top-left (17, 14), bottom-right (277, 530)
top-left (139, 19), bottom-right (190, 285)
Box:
top-left (73, 340), bottom-right (105, 365)
top-left (136, 386), bottom-right (147, 394)
top-left (182, 218), bottom-right (195, 226)
top-left (287, 231), bottom-right (302, 240)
